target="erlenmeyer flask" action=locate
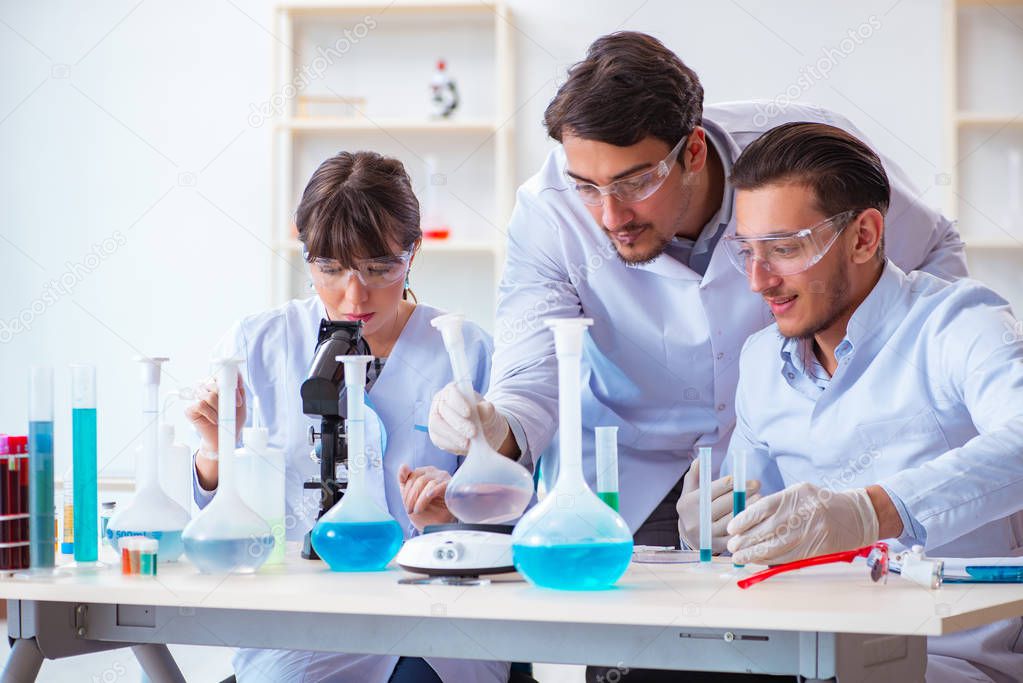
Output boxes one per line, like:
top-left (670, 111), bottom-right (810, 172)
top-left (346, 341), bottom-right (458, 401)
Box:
top-left (432, 314), bottom-right (533, 524)
top-left (511, 319), bottom-right (633, 590)
top-left (181, 358), bottom-right (273, 574)
top-left (107, 357), bottom-right (191, 561)
top-left (311, 355), bottom-right (403, 571)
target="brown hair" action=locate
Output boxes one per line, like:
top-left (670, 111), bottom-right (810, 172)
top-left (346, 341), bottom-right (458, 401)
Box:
top-left (730, 122), bottom-right (891, 217)
top-left (296, 151), bottom-right (421, 268)
top-left (543, 31), bottom-right (704, 148)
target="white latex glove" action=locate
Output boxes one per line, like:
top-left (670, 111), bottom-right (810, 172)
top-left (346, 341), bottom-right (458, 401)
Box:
top-left (726, 482), bottom-right (879, 566)
top-left (676, 456), bottom-right (761, 554)
top-left (428, 382), bottom-right (510, 456)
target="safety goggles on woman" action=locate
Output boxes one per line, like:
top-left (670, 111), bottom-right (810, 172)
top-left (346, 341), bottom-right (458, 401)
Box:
top-left (564, 135), bottom-right (688, 206)
top-left (308, 250), bottom-right (413, 290)
top-left (722, 209), bottom-right (862, 277)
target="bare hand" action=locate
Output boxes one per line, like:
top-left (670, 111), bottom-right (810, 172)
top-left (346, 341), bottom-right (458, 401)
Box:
top-left (398, 464), bottom-right (455, 531)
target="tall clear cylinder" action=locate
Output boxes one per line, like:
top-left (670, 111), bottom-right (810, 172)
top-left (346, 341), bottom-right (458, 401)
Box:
top-left (595, 426), bottom-right (619, 512)
top-left (28, 366), bottom-right (55, 569)
top-left (70, 365), bottom-right (99, 564)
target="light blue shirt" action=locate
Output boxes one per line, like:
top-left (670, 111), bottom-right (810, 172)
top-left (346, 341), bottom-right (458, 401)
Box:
top-left (726, 261), bottom-right (1023, 557)
top-left (777, 337), bottom-right (926, 547)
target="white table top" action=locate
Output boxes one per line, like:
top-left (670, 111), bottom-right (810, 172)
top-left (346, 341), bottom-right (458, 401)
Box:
top-left (3, 552), bottom-right (1022, 638)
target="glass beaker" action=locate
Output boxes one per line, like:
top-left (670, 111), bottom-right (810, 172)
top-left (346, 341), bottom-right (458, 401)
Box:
top-left (432, 314), bottom-right (534, 524)
top-left (311, 355), bottom-right (403, 571)
top-left (181, 358), bottom-right (273, 574)
top-left (511, 319), bottom-right (633, 590)
top-left (107, 358), bottom-right (191, 561)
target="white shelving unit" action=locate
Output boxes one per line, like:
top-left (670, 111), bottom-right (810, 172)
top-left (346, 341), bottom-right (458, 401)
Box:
top-left (944, 0), bottom-right (1023, 312)
top-left (271, 0), bottom-right (514, 331)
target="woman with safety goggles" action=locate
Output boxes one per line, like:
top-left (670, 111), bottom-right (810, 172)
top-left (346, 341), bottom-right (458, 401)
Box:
top-left (184, 150), bottom-right (511, 683)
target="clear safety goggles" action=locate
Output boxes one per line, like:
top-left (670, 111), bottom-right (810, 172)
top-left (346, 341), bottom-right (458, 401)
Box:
top-left (308, 250), bottom-right (412, 290)
top-left (737, 542), bottom-right (889, 590)
top-left (564, 135), bottom-right (688, 206)
top-left (722, 209), bottom-right (860, 277)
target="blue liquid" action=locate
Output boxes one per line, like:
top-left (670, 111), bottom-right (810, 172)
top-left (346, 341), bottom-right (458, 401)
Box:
top-left (109, 529), bottom-right (185, 562)
top-left (182, 536), bottom-right (274, 574)
top-left (72, 408), bottom-right (99, 563)
top-left (732, 490), bottom-right (746, 568)
top-left (311, 520), bottom-right (403, 572)
top-left (700, 548), bottom-right (712, 563)
top-left (29, 421), bottom-right (54, 569)
top-left (513, 541), bottom-right (633, 590)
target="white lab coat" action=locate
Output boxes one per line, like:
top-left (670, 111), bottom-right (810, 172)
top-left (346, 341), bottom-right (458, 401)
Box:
top-left (196, 296), bottom-right (510, 683)
top-left (488, 100), bottom-right (968, 533)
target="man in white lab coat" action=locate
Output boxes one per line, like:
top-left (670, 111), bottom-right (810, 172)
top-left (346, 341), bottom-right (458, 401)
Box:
top-left (426, 29), bottom-right (967, 682)
top-left (718, 121), bottom-right (1023, 682)
top-left (431, 30), bottom-right (965, 546)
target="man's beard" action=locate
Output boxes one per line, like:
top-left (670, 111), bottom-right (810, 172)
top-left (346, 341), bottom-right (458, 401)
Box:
top-left (607, 179), bottom-right (691, 266)
top-left (781, 259), bottom-right (854, 340)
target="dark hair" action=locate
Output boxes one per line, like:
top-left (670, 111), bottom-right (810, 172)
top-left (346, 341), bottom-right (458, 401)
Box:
top-left (296, 151), bottom-right (421, 268)
top-left (730, 122), bottom-right (891, 218)
top-left (543, 31), bottom-right (704, 148)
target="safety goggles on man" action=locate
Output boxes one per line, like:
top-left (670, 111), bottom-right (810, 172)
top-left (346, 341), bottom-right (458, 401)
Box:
top-left (308, 250), bottom-right (412, 290)
top-left (722, 209), bottom-right (861, 277)
top-left (564, 135), bottom-right (688, 206)
top-left (737, 542), bottom-right (889, 590)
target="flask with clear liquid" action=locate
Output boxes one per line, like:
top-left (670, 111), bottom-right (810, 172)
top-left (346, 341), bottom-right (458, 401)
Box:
top-left (181, 358), bottom-right (273, 574)
top-left (106, 357), bottom-right (191, 561)
top-left (432, 314), bottom-right (534, 524)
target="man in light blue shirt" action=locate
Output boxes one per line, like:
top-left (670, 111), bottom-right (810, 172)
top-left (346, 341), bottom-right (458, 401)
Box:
top-left (719, 122), bottom-right (1023, 682)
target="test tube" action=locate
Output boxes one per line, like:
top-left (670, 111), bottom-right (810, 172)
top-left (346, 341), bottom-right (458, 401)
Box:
top-left (698, 447), bottom-right (712, 564)
top-left (71, 365), bottom-right (99, 565)
top-left (595, 426), bottom-right (619, 511)
top-left (732, 449), bottom-right (747, 569)
top-left (28, 367), bottom-right (55, 570)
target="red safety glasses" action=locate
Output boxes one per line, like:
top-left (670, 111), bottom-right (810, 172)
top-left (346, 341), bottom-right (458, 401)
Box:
top-left (737, 542), bottom-right (889, 590)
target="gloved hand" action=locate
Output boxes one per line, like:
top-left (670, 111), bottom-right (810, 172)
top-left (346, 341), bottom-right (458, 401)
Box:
top-left (676, 456), bottom-right (761, 554)
top-left (428, 382), bottom-right (510, 456)
top-left (727, 482), bottom-right (879, 566)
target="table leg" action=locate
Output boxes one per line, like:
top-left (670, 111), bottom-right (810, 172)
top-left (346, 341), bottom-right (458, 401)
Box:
top-left (132, 644), bottom-right (186, 683)
top-left (2, 637), bottom-right (44, 683)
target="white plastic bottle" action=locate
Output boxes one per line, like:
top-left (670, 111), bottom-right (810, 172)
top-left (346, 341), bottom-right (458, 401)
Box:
top-left (159, 424), bottom-right (192, 516)
top-left (235, 428), bottom-right (286, 564)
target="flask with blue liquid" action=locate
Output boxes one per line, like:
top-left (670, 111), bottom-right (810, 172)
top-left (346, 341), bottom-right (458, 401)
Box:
top-left (511, 319), bottom-right (633, 590)
top-left (311, 355), bottom-right (403, 571)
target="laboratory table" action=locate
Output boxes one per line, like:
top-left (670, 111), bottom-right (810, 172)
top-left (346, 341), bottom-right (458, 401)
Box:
top-left (3, 553), bottom-right (1023, 682)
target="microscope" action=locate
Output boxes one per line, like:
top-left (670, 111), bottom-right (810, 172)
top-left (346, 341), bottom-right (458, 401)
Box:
top-left (300, 319), bottom-right (372, 560)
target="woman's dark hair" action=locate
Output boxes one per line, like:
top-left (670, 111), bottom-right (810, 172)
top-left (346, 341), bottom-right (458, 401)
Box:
top-left (296, 151), bottom-right (421, 267)
top-left (543, 31), bottom-right (704, 148)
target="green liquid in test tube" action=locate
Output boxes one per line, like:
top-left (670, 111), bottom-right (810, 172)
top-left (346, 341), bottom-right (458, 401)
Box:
top-left (595, 426), bottom-right (619, 512)
top-left (28, 367), bottom-right (55, 570)
top-left (71, 365), bottom-right (99, 565)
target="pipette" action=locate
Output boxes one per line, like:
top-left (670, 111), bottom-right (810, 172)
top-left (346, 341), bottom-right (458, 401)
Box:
top-left (732, 449), bottom-right (747, 569)
top-left (432, 314), bottom-right (533, 524)
top-left (699, 446), bottom-right (712, 564)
